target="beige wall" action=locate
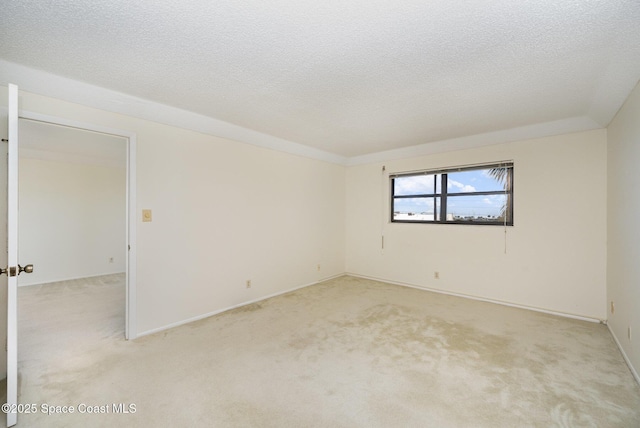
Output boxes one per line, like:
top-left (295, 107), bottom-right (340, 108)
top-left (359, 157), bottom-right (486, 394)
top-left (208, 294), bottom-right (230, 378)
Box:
top-left (18, 158), bottom-right (126, 286)
top-left (0, 82), bottom-right (629, 380)
top-left (607, 81), bottom-right (640, 380)
top-left (0, 87), bottom-right (346, 337)
top-left (346, 130), bottom-right (608, 320)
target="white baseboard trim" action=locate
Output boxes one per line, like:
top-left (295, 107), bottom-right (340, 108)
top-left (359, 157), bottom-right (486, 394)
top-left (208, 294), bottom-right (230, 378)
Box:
top-left (137, 273), bottom-right (344, 338)
top-left (137, 271), bottom-right (608, 339)
top-left (607, 324), bottom-right (640, 386)
top-left (346, 272), bottom-right (604, 324)
top-left (18, 271), bottom-right (126, 287)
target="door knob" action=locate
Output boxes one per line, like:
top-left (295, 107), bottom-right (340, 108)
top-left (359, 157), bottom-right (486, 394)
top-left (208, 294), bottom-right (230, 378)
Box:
top-left (0, 264), bottom-right (34, 276)
top-left (18, 264), bottom-right (34, 274)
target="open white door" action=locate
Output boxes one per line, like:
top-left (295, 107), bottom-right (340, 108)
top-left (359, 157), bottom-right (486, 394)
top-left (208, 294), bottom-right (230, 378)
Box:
top-left (5, 84), bottom-right (33, 427)
top-left (6, 83), bottom-right (19, 428)
top-left (4, 84), bottom-right (18, 427)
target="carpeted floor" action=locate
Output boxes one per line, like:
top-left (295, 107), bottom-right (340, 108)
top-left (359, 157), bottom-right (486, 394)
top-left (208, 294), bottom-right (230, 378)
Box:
top-left (7, 274), bottom-right (640, 427)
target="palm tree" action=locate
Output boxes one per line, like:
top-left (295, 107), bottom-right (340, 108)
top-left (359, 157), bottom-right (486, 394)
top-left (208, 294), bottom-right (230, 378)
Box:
top-left (488, 167), bottom-right (511, 223)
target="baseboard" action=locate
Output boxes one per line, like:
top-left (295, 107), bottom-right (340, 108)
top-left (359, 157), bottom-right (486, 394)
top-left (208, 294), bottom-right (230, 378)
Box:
top-left (18, 271), bottom-right (126, 287)
top-left (137, 271), bottom-right (607, 340)
top-left (607, 324), bottom-right (640, 386)
top-left (137, 273), bottom-right (344, 338)
top-left (345, 272), bottom-right (604, 324)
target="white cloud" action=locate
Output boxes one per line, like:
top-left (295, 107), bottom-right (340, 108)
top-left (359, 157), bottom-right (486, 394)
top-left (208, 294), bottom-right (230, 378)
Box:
top-left (395, 197), bottom-right (433, 209)
top-left (409, 198), bottom-right (430, 207)
top-left (483, 198), bottom-right (492, 204)
top-left (448, 179), bottom-right (476, 193)
top-left (395, 176), bottom-right (435, 194)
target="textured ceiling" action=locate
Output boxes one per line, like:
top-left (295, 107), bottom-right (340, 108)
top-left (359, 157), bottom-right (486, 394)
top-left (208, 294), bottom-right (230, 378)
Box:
top-left (1, 0), bottom-right (640, 158)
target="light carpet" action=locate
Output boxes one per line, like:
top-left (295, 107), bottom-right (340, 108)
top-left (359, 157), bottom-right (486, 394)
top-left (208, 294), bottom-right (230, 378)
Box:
top-left (5, 274), bottom-right (640, 427)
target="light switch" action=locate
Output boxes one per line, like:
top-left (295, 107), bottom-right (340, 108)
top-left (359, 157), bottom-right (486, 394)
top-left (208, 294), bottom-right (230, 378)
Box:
top-left (142, 209), bottom-right (152, 222)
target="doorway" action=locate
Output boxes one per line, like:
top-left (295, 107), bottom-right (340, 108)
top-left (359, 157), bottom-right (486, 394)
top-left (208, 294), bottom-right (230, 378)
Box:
top-left (16, 112), bottom-right (137, 340)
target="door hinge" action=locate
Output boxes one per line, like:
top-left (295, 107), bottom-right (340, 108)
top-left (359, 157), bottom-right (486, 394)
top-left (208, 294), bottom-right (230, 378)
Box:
top-left (9, 266), bottom-right (17, 277)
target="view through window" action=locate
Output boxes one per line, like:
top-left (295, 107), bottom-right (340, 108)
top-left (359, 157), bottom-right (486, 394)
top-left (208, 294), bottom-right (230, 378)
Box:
top-left (391, 162), bottom-right (513, 225)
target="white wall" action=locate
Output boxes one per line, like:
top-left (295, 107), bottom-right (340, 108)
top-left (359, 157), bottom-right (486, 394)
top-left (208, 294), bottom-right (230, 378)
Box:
top-left (136, 129), bottom-right (346, 334)
top-left (346, 130), bottom-right (608, 320)
top-left (18, 157), bottom-right (126, 286)
top-left (0, 82), bottom-right (615, 363)
top-left (607, 80), bottom-right (640, 380)
top-left (0, 86), bottom-right (346, 336)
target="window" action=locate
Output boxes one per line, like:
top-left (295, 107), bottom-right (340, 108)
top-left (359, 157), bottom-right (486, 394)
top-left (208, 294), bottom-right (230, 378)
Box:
top-left (391, 162), bottom-right (513, 225)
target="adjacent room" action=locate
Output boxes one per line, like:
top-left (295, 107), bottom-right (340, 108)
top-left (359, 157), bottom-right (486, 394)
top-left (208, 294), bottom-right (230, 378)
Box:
top-left (16, 120), bottom-right (128, 394)
top-left (17, 120), bottom-right (127, 292)
top-left (0, 1), bottom-right (639, 426)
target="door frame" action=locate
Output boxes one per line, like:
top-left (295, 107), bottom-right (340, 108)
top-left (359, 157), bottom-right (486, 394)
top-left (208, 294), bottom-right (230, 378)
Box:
top-left (18, 111), bottom-right (137, 339)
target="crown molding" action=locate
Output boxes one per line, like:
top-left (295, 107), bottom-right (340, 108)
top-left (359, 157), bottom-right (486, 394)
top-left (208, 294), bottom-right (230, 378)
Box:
top-left (2, 59), bottom-right (603, 167)
top-left (346, 117), bottom-right (602, 166)
top-left (0, 59), bottom-right (347, 165)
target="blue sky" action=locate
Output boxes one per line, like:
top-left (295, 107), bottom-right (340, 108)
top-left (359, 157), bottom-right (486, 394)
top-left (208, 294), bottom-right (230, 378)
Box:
top-left (393, 169), bottom-right (507, 218)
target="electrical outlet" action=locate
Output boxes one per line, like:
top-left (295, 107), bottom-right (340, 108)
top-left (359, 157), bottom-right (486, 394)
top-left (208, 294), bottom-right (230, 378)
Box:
top-left (246, 280), bottom-right (251, 289)
top-left (434, 271), bottom-right (440, 279)
top-left (611, 301), bottom-right (615, 314)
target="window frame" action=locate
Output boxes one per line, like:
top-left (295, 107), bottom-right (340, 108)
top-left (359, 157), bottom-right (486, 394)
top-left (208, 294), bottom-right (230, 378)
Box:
top-left (390, 162), bottom-right (514, 226)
